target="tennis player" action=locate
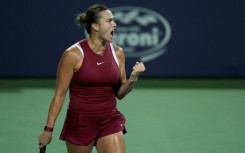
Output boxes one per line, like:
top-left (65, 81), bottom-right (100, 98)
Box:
top-left (38, 3), bottom-right (145, 153)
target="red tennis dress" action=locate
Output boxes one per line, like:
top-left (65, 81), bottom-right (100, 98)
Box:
top-left (59, 39), bottom-right (126, 146)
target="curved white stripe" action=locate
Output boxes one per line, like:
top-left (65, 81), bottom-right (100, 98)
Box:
top-left (74, 43), bottom-right (84, 57)
top-left (110, 43), bottom-right (119, 67)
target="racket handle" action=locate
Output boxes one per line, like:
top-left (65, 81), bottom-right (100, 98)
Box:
top-left (39, 146), bottom-right (46, 153)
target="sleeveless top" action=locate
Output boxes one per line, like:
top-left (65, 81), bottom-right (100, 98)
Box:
top-left (68, 39), bottom-right (120, 114)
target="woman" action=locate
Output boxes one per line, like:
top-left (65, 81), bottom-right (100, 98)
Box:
top-left (38, 4), bottom-right (145, 153)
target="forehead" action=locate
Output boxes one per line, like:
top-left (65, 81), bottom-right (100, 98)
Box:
top-left (99, 10), bottom-right (114, 19)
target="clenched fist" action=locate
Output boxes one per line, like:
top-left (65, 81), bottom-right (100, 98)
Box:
top-left (131, 62), bottom-right (146, 77)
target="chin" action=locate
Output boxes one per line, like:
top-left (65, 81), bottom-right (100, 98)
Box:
top-left (107, 38), bottom-right (113, 42)
top-left (103, 36), bottom-right (113, 42)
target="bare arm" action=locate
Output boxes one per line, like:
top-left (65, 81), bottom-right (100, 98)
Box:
top-left (38, 46), bottom-right (81, 148)
top-left (45, 51), bottom-right (76, 127)
top-left (114, 45), bottom-right (145, 100)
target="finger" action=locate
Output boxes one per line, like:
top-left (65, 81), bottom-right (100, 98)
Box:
top-left (38, 143), bottom-right (43, 149)
top-left (138, 63), bottom-right (145, 69)
top-left (139, 62), bottom-right (144, 66)
top-left (39, 145), bottom-right (45, 149)
top-left (38, 139), bottom-right (47, 147)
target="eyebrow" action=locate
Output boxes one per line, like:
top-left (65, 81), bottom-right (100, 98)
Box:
top-left (107, 17), bottom-right (115, 21)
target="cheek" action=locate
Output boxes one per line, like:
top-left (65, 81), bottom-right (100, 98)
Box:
top-left (101, 27), bottom-right (110, 34)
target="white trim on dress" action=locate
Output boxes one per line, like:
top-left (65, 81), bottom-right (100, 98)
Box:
top-left (74, 43), bottom-right (84, 57)
top-left (110, 43), bottom-right (119, 67)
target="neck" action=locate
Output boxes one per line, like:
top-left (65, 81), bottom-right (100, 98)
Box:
top-left (87, 36), bottom-right (106, 55)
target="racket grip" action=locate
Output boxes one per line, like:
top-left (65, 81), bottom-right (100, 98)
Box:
top-left (39, 146), bottom-right (46, 153)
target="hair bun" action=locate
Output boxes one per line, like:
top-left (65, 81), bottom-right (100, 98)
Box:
top-left (75, 12), bottom-right (87, 26)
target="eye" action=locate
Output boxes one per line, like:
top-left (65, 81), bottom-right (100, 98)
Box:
top-left (108, 18), bottom-right (115, 23)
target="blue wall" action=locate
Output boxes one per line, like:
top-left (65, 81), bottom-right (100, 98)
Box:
top-left (1, 0), bottom-right (245, 77)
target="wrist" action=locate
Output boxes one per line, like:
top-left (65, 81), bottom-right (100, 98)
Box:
top-left (129, 75), bottom-right (138, 82)
top-left (44, 126), bottom-right (54, 132)
top-left (130, 72), bottom-right (139, 77)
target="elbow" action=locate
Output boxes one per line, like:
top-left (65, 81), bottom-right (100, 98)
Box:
top-left (116, 88), bottom-right (133, 100)
top-left (117, 96), bottom-right (124, 100)
top-left (116, 93), bottom-right (126, 100)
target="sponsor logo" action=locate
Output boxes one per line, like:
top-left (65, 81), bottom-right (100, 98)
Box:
top-left (111, 6), bottom-right (172, 62)
top-left (97, 62), bottom-right (104, 65)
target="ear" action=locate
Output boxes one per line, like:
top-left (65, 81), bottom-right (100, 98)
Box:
top-left (91, 23), bottom-right (99, 32)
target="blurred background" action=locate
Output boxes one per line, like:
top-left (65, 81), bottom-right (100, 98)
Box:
top-left (1, 0), bottom-right (245, 77)
top-left (0, 0), bottom-right (245, 153)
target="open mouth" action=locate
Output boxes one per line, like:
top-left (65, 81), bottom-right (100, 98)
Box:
top-left (110, 30), bottom-right (115, 37)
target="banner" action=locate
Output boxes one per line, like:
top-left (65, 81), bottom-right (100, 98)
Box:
top-left (1, 0), bottom-right (244, 77)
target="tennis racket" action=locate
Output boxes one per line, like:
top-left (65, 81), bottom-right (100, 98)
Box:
top-left (39, 146), bottom-right (46, 153)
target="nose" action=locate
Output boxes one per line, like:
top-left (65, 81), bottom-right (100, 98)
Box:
top-left (113, 20), bottom-right (117, 27)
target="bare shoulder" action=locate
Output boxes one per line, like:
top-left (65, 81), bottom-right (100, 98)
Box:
top-left (113, 44), bottom-right (124, 59)
top-left (62, 44), bottom-right (82, 61)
